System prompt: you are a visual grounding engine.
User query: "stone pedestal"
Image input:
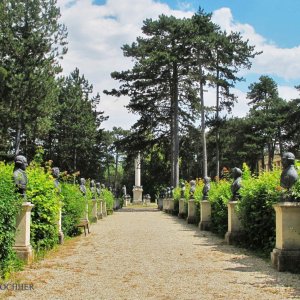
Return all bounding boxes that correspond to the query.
[178,198,186,218]
[271,202,300,273]
[199,200,211,231]
[103,201,107,217]
[133,186,143,204]
[168,198,174,214]
[225,201,244,244]
[163,198,167,212]
[157,198,163,210]
[187,199,197,224]
[97,199,103,219]
[58,206,64,244]
[92,199,97,222]
[13,202,34,263]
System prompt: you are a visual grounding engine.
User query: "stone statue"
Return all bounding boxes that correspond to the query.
[90,179,96,199]
[180,182,185,198]
[96,182,101,197]
[52,167,61,193]
[166,187,171,198]
[280,152,299,191]
[79,178,87,196]
[231,167,242,201]
[190,180,196,199]
[170,186,174,198]
[202,176,211,200]
[122,185,127,197]
[13,155,28,198]
[160,187,166,199]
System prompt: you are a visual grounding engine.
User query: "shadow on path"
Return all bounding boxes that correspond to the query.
[161,211,300,299]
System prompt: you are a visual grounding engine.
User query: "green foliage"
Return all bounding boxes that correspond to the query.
[26,161,60,252]
[194,179,204,202]
[173,187,181,200]
[0,162,23,278]
[101,188,114,210]
[238,170,281,253]
[60,183,86,237]
[242,162,251,180]
[208,179,231,236]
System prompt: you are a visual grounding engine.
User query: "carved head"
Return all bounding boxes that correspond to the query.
[14,155,28,171]
[96,182,100,188]
[282,152,295,168]
[52,167,60,179]
[232,167,242,180]
[90,179,95,188]
[80,178,86,185]
[204,176,211,184]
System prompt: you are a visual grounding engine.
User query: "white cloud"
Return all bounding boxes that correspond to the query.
[56,2,300,130]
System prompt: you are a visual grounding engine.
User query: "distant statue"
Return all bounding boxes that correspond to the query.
[90,179,96,199]
[166,187,171,198]
[122,185,127,197]
[160,187,167,199]
[13,155,28,198]
[52,167,61,193]
[101,183,105,189]
[180,182,186,198]
[202,177,211,200]
[231,167,242,201]
[190,180,196,198]
[280,152,299,191]
[170,186,174,198]
[96,182,101,197]
[79,178,87,196]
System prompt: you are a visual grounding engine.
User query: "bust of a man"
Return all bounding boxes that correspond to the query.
[90,179,96,199]
[180,181,185,198]
[202,176,211,200]
[96,182,101,197]
[52,167,61,192]
[231,167,242,201]
[13,155,28,198]
[79,178,87,196]
[280,152,299,190]
[122,185,127,197]
[190,180,196,199]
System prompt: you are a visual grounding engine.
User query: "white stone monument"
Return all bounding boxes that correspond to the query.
[133,152,143,204]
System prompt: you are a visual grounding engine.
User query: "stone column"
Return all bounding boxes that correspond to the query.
[103,200,107,217]
[92,199,97,222]
[169,198,174,214]
[58,204,64,244]
[225,201,244,244]
[133,152,143,204]
[13,202,34,263]
[271,202,300,273]
[187,199,197,224]
[97,199,103,219]
[199,200,211,231]
[178,198,186,218]
[157,198,163,210]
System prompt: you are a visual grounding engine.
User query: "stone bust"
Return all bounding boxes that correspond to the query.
[202,176,211,200]
[180,181,185,198]
[280,152,298,190]
[122,185,127,197]
[79,178,87,196]
[231,167,242,201]
[90,179,96,199]
[96,182,101,197]
[190,180,196,199]
[166,187,171,198]
[13,155,28,198]
[170,186,174,198]
[52,167,61,193]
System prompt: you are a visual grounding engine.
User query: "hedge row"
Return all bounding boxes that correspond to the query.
[0,158,115,279]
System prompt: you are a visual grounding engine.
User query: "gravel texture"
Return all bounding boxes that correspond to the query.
[2,207,300,300]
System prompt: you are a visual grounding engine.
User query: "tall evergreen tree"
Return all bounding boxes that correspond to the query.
[0,0,67,157]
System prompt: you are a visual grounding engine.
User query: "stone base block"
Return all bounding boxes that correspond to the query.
[58,231,64,244]
[187,216,197,224]
[271,248,300,273]
[225,230,245,245]
[199,221,211,231]
[13,245,34,264]
[97,212,103,219]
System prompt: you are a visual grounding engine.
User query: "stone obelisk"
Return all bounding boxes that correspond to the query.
[133,152,143,204]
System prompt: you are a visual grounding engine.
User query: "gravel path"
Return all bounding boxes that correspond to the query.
[2,207,300,300]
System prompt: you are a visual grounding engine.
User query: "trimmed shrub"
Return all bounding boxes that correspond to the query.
[237,170,281,253]
[101,188,114,210]
[209,179,231,236]
[0,162,23,278]
[60,183,86,237]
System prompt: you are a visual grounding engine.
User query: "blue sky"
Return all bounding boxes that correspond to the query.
[58,0,300,129]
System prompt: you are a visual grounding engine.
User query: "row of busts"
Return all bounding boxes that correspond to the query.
[12,155,106,200]
[157,152,299,202]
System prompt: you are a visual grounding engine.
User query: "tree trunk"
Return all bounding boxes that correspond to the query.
[15,115,22,155]
[215,67,220,180]
[173,62,179,187]
[114,151,119,191]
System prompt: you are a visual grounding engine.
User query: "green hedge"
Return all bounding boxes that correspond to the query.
[0,162,22,278]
